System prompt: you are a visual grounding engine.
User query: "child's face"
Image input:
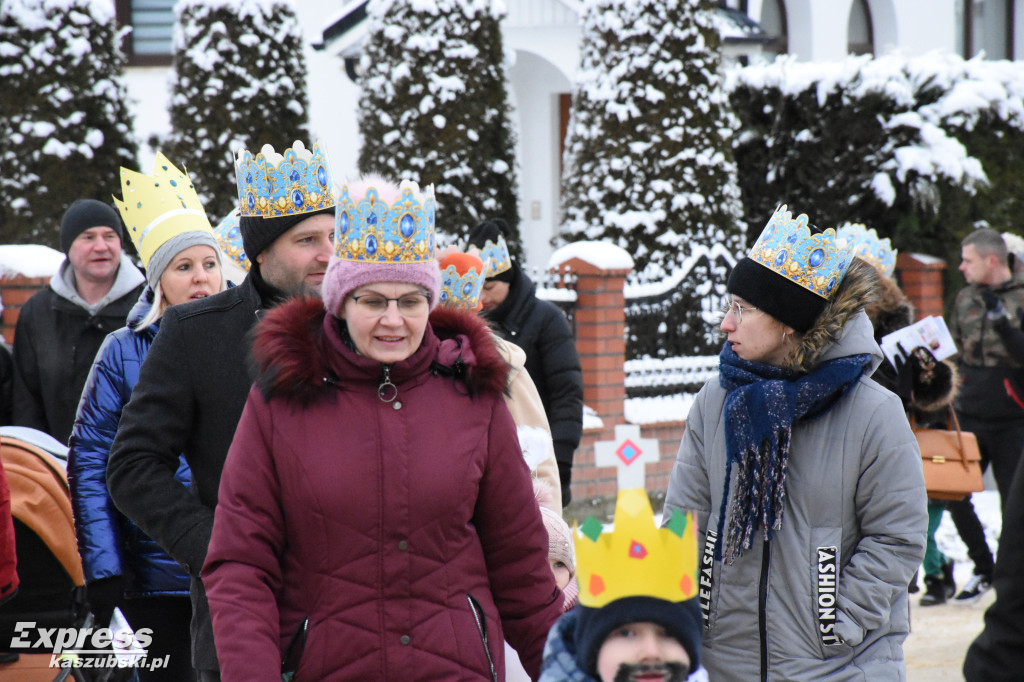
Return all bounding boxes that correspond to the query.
[549,557,572,590]
[596,622,690,682]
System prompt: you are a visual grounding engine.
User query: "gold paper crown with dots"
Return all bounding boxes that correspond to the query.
[574,488,699,608]
[113,152,212,269]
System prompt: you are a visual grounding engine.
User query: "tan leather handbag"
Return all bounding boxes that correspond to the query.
[912,409,984,501]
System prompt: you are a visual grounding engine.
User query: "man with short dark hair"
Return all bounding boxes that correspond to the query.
[948,227,1024,601]
[12,199,145,443]
[107,141,335,681]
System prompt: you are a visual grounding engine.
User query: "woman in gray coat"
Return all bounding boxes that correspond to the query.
[663,206,927,681]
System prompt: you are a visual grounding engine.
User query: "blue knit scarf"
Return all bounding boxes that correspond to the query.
[715,342,871,563]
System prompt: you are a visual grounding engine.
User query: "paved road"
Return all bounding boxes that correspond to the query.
[904,587,993,681]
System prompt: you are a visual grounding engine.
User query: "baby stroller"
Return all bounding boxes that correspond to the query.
[0,427,88,681]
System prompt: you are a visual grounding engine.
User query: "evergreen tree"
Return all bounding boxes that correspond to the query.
[557,0,745,277]
[161,0,310,220]
[0,0,137,247]
[727,53,1010,305]
[357,0,521,254]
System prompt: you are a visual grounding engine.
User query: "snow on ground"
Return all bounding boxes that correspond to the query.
[935,489,1002,587]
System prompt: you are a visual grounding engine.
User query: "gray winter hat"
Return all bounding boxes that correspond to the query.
[146,230,223,290]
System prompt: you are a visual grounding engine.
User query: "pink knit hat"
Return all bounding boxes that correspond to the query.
[322,176,441,317]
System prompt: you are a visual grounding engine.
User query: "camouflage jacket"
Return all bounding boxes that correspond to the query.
[950,257,1024,420]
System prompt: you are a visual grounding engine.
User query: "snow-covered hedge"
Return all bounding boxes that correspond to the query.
[159,0,310,220]
[728,52,1024,282]
[558,0,746,278]
[358,0,521,251]
[0,0,137,247]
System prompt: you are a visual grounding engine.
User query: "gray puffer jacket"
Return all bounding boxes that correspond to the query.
[663,311,927,681]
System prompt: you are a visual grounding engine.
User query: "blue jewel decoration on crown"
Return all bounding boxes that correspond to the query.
[476,235,512,278]
[334,180,435,264]
[214,208,248,272]
[234,140,335,219]
[748,205,851,299]
[837,223,897,278]
[440,263,485,309]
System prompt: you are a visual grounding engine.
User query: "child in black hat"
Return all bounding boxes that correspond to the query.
[538,488,706,682]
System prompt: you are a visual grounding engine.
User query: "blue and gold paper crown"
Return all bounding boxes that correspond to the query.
[574,489,699,608]
[748,205,850,299]
[214,208,248,272]
[475,235,512,278]
[113,152,212,269]
[235,140,335,219]
[439,253,485,309]
[838,223,896,278]
[334,180,435,264]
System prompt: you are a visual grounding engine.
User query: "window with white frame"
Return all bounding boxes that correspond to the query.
[957,0,1014,59]
[115,0,176,66]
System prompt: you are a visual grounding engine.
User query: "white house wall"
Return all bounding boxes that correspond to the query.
[507,50,573,267]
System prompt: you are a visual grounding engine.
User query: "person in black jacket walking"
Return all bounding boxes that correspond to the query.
[106,140,336,682]
[12,198,145,443]
[468,218,583,506]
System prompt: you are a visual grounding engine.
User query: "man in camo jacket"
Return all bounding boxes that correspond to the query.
[947,227,1024,601]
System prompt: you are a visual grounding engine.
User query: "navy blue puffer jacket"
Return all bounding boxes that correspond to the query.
[68,288,191,596]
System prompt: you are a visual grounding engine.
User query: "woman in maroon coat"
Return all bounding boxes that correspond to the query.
[203,177,563,681]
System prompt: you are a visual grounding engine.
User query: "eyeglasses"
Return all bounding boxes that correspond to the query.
[721,300,760,325]
[351,293,430,317]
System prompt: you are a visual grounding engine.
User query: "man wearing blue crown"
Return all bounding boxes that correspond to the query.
[538,485,707,682]
[663,207,926,680]
[107,141,336,681]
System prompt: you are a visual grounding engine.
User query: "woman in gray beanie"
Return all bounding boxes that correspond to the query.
[67,154,225,681]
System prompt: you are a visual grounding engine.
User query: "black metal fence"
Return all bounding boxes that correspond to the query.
[532,266,578,338]
[624,244,736,361]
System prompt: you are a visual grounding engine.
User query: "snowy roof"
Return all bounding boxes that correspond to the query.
[705,6,771,44]
[316,1,769,56]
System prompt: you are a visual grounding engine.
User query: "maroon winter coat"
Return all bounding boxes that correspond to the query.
[203,299,563,681]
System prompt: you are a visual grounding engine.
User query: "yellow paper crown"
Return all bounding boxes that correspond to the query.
[574,488,699,608]
[114,152,212,268]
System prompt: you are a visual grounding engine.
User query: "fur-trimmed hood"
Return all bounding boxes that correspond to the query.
[863,272,957,414]
[251,297,510,404]
[789,258,882,373]
[864,273,914,341]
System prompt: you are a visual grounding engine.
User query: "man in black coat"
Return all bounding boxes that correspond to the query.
[963,452,1024,680]
[12,199,145,443]
[107,181,335,681]
[468,218,583,506]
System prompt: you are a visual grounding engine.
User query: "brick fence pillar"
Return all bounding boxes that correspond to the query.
[562,257,630,427]
[0,275,50,345]
[556,252,632,504]
[896,252,947,321]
